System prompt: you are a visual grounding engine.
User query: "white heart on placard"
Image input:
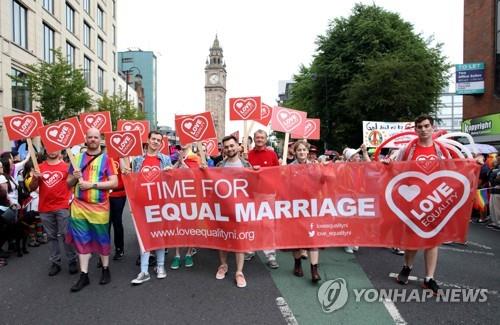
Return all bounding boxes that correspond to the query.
[13,120,21,127]
[183,122,193,130]
[236,102,243,109]
[86,117,95,124]
[279,112,288,119]
[124,125,132,131]
[398,185,420,202]
[49,129,58,137]
[110,133,136,156]
[112,137,121,144]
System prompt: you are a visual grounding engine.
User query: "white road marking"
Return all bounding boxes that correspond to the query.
[276,297,298,325]
[388,273,498,296]
[383,299,407,325]
[438,246,494,256]
[465,241,492,250]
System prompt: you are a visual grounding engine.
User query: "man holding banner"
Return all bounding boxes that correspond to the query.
[395,115,452,295]
[130,130,172,285]
[66,128,118,292]
[246,129,280,268]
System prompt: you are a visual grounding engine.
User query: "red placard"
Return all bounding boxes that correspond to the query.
[160,135,170,155]
[229,96,261,121]
[123,160,479,252]
[291,118,321,140]
[255,103,273,126]
[3,112,44,140]
[39,117,85,152]
[104,130,143,158]
[79,111,112,133]
[203,138,219,157]
[117,120,150,143]
[271,106,307,134]
[174,112,217,144]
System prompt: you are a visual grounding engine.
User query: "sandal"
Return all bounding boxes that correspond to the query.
[215,264,228,280]
[0,258,8,267]
[235,272,247,288]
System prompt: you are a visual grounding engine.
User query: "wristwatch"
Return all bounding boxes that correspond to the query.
[92,183,98,189]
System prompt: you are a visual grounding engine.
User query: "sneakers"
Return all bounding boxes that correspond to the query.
[131,272,151,285]
[216,264,228,280]
[170,256,181,270]
[244,252,255,261]
[190,248,197,256]
[99,267,111,285]
[391,248,405,255]
[267,254,279,269]
[48,263,61,276]
[235,272,247,288]
[423,278,440,295]
[184,255,194,268]
[486,223,500,230]
[344,247,354,254]
[71,272,90,292]
[155,266,167,279]
[69,261,79,275]
[396,266,412,285]
[113,249,124,260]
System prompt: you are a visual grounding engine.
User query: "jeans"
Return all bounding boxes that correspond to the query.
[141,249,165,273]
[39,209,77,265]
[109,196,126,251]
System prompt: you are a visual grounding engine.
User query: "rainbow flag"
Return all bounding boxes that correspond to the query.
[473,189,489,212]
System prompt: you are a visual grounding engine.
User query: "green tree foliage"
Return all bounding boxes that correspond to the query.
[93,91,145,130]
[285,4,450,149]
[10,49,92,123]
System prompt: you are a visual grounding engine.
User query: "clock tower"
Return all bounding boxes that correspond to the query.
[205,35,227,140]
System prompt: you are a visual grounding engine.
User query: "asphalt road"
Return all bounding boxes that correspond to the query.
[1,206,499,325]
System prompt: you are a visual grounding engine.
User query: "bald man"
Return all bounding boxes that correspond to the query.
[66,128,118,292]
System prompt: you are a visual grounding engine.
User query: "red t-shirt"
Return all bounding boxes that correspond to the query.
[110,159,125,198]
[412,144,438,161]
[38,161,71,212]
[248,148,279,167]
[141,155,161,172]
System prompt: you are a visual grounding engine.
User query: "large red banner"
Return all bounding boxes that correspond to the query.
[3,112,44,140]
[123,160,480,252]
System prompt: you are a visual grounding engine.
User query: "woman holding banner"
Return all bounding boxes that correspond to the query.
[289,140,321,283]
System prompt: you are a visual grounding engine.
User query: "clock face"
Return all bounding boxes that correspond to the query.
[209,74,219,84]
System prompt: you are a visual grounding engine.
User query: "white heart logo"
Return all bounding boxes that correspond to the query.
[385,171,470,238]
[110,133,136,156]
[112,137,121,144]
[13,120,21,127]
[184,122,193,130]
[398,185,420,201]
[86,117,95,124]
[232,98,257,119]
[49,129,58,137]
[124,125,132,131]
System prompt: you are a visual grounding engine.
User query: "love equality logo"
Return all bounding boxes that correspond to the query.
[41,171,63,187]
[181,116,208,141]
[233,98,257,119]
[84,113,107,130]
[385,171,470,238]
[110,133,137,156]
[141,165,161,182]
[46,123,76,147]
[10,115,38,138]
[277,110,303,132]
[122,122,145,135]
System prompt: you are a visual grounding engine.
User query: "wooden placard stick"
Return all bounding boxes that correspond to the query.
[282,132,290,166]
[26,138,40,172]
[196,141,207,166]
[243,120,249,154]
[65,148,79,171]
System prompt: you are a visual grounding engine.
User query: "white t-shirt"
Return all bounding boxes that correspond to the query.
[0,174,18,205]
[224,160,244,168]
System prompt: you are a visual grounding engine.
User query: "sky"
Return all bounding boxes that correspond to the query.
[117,0,464,131]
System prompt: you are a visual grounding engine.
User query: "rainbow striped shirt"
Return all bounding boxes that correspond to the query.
[69,152,117,204]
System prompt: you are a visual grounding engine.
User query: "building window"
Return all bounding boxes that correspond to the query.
[83,0,90,14]
[83,22,91,48]
[113,78,116,95]
[112,1,116,18]
[66,3,75,33]
[97,67,104,94]
[496,0,500,95]
[113,51,116,72]
[84,56,91,87]
[112,25,116,45]
[11,68,32,112]
[66,42,75,67]
[43,23,55,63]
[97,37,104,60]
[97,6,104,29]
[43,0,54,13]
[12,1,27,49]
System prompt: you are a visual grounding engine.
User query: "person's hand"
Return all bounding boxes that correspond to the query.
[78,181,93,190]
[73,170,82,179]
[164,166,173,171]
[33,171,42,178]
[381,158,392,165]
[360,143,368,153]
[122,167,132,175]
[474,154,484,165]
[252,165,261,171]
[200,163,208,169]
